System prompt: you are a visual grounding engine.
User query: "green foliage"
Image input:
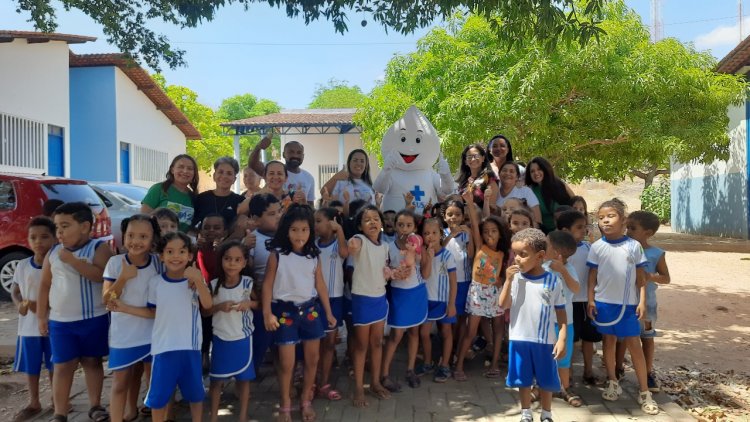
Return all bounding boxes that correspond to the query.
[640,180,671,223]
[15,0,610,70]
[355,2,747,181]
[154,75,280,171]
[308,79,367,109]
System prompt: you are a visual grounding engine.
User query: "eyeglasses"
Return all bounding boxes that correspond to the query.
[465,154,482,161]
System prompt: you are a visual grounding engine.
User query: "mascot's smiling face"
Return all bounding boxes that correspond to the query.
[382,106,440,171]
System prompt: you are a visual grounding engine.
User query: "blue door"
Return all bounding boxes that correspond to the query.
[47,131,64,177]
[120,143,130,183]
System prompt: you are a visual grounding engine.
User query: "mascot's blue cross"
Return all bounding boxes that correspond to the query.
[410,186,426,202]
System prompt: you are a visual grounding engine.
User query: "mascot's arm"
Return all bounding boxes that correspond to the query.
[374,150,399,195]
[436,153,455,196]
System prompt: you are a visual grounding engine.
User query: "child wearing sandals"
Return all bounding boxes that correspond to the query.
[543,230,583,408]
[499,228,568,422]
[586,199,659,415]
[262,205,336,422]
[208,241,256,422]
[346,204,392,407]
[11,217,56,422]
[314,207,349,401]
[380,210,430,391]
[418,218,457,383]
[103,215,162,422]
[453,190,510,381]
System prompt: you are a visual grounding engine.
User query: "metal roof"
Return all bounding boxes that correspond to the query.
[221,109,360,135]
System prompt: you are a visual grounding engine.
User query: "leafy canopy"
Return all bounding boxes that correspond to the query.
[308,79,367,109]
[354,2,747,183]
[154,75,280,172]
[15,0,608,70]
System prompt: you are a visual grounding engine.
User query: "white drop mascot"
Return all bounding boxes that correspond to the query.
[374,106,454,214]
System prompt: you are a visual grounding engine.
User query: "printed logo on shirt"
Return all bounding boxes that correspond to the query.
[166,201,195,226]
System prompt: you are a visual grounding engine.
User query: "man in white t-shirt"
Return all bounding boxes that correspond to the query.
[249,136,316,206]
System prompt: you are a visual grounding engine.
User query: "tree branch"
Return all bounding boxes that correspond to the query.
[572,134,628,151]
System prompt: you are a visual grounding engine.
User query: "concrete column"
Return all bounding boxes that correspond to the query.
[338,133,345,170]
[233,134,241,193]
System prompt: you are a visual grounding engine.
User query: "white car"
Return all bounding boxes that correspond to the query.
[90,183,147,251]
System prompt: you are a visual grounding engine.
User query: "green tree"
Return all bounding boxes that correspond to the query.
[217,95,282,166]
[15,0,608,70]
[355,2,747,187]
[308,79,367,108]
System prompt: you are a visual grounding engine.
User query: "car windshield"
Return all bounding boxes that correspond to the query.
[97,184,147,204]
[42,183,104,212]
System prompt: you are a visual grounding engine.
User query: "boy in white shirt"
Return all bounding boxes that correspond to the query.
[500,228,567,422]
[11,217,57,421]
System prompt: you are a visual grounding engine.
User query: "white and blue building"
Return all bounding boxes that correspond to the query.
[670,38,750,239]
[0,30,200,186]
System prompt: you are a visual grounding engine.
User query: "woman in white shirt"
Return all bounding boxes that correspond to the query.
[495,161,542,226]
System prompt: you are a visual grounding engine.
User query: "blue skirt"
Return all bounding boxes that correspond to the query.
[209,336,255,381]
[387,284,427,329]
[109,344,151,371]
[351,294,388,326]
[455,281,470,316]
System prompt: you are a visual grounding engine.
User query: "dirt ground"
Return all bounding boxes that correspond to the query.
[0,224,748,421]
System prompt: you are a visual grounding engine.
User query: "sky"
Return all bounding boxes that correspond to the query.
[1,1,748,110]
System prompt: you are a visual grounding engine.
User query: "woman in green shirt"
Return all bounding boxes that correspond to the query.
[141,154,199,232]
[524,156,575,233]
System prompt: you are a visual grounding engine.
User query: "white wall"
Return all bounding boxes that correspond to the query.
[114,69,187,186]
[0,39,71,175]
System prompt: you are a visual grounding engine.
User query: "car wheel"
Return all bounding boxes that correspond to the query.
[0,251,32,300]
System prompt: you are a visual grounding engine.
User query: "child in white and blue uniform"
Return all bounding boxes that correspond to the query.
[586,199,659,415]
[208,240,255,422]
[102,214,162,422]
[37,202,114,422]
[500,228,567,422]
[12,217,56,420]
[314,207,349,400]
[418,218,457,383]
[625,210,671,393]
[145,232,213,422]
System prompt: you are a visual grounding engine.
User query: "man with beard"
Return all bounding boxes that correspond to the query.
[248,135,316,206]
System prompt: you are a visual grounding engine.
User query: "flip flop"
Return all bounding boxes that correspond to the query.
[316,384,342,401]
[13,406,42,422]
[88,405,110,422]
[483,368,502,379]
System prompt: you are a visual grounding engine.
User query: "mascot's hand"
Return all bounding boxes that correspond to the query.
[383,150,400,171]
[437,152,450,175]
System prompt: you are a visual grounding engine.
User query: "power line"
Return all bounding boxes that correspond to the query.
[172,40,416,46]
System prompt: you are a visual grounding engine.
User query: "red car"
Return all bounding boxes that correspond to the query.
[0,173,113,299]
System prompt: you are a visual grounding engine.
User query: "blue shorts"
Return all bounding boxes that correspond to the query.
[109,344,152,371]
[506,341,561,392]
[252,309,272,373]
[455,281,470,316]
[210,336,255,381]
[271,299,325,345]
[554,324,574,369]
[145,350,204,409]
[351,294,388,326]
[48,314,109,363]
[594,302,640,338]
[427,301,457,324]
[387,284,427,329]
[14,336,52,375]
[320,296,345,333]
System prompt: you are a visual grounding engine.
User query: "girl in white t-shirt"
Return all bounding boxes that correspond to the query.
[587,199,657,415]
[262,205,336,422]
[208,241,256,422]
[103,214,162,422]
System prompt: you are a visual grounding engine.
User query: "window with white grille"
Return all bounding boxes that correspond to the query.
[131,145,168,184]
[0,112,46,173]
[318,164,340,191]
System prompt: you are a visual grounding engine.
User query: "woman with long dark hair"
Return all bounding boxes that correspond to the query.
[524,157,575,232]
[141,154,199,232]
[456,143,498,209]
[487,135,523,180]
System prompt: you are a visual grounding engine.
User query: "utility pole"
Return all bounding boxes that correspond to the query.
[740,0,744,42]
[650,0,663,43]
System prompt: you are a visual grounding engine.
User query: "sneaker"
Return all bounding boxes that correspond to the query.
[647,373,660,392]
[602,380,622,401]
[415,362,435,376]
[433,366,451,383]
[406,369,421,388]
[380,376,402,393]
[471,336,488,353]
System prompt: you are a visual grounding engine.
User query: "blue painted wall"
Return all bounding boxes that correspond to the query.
[671,172,748,239]
[69,67,117,182]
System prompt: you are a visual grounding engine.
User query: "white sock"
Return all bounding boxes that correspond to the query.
[541,409,553,420]
[521,408,533,419]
